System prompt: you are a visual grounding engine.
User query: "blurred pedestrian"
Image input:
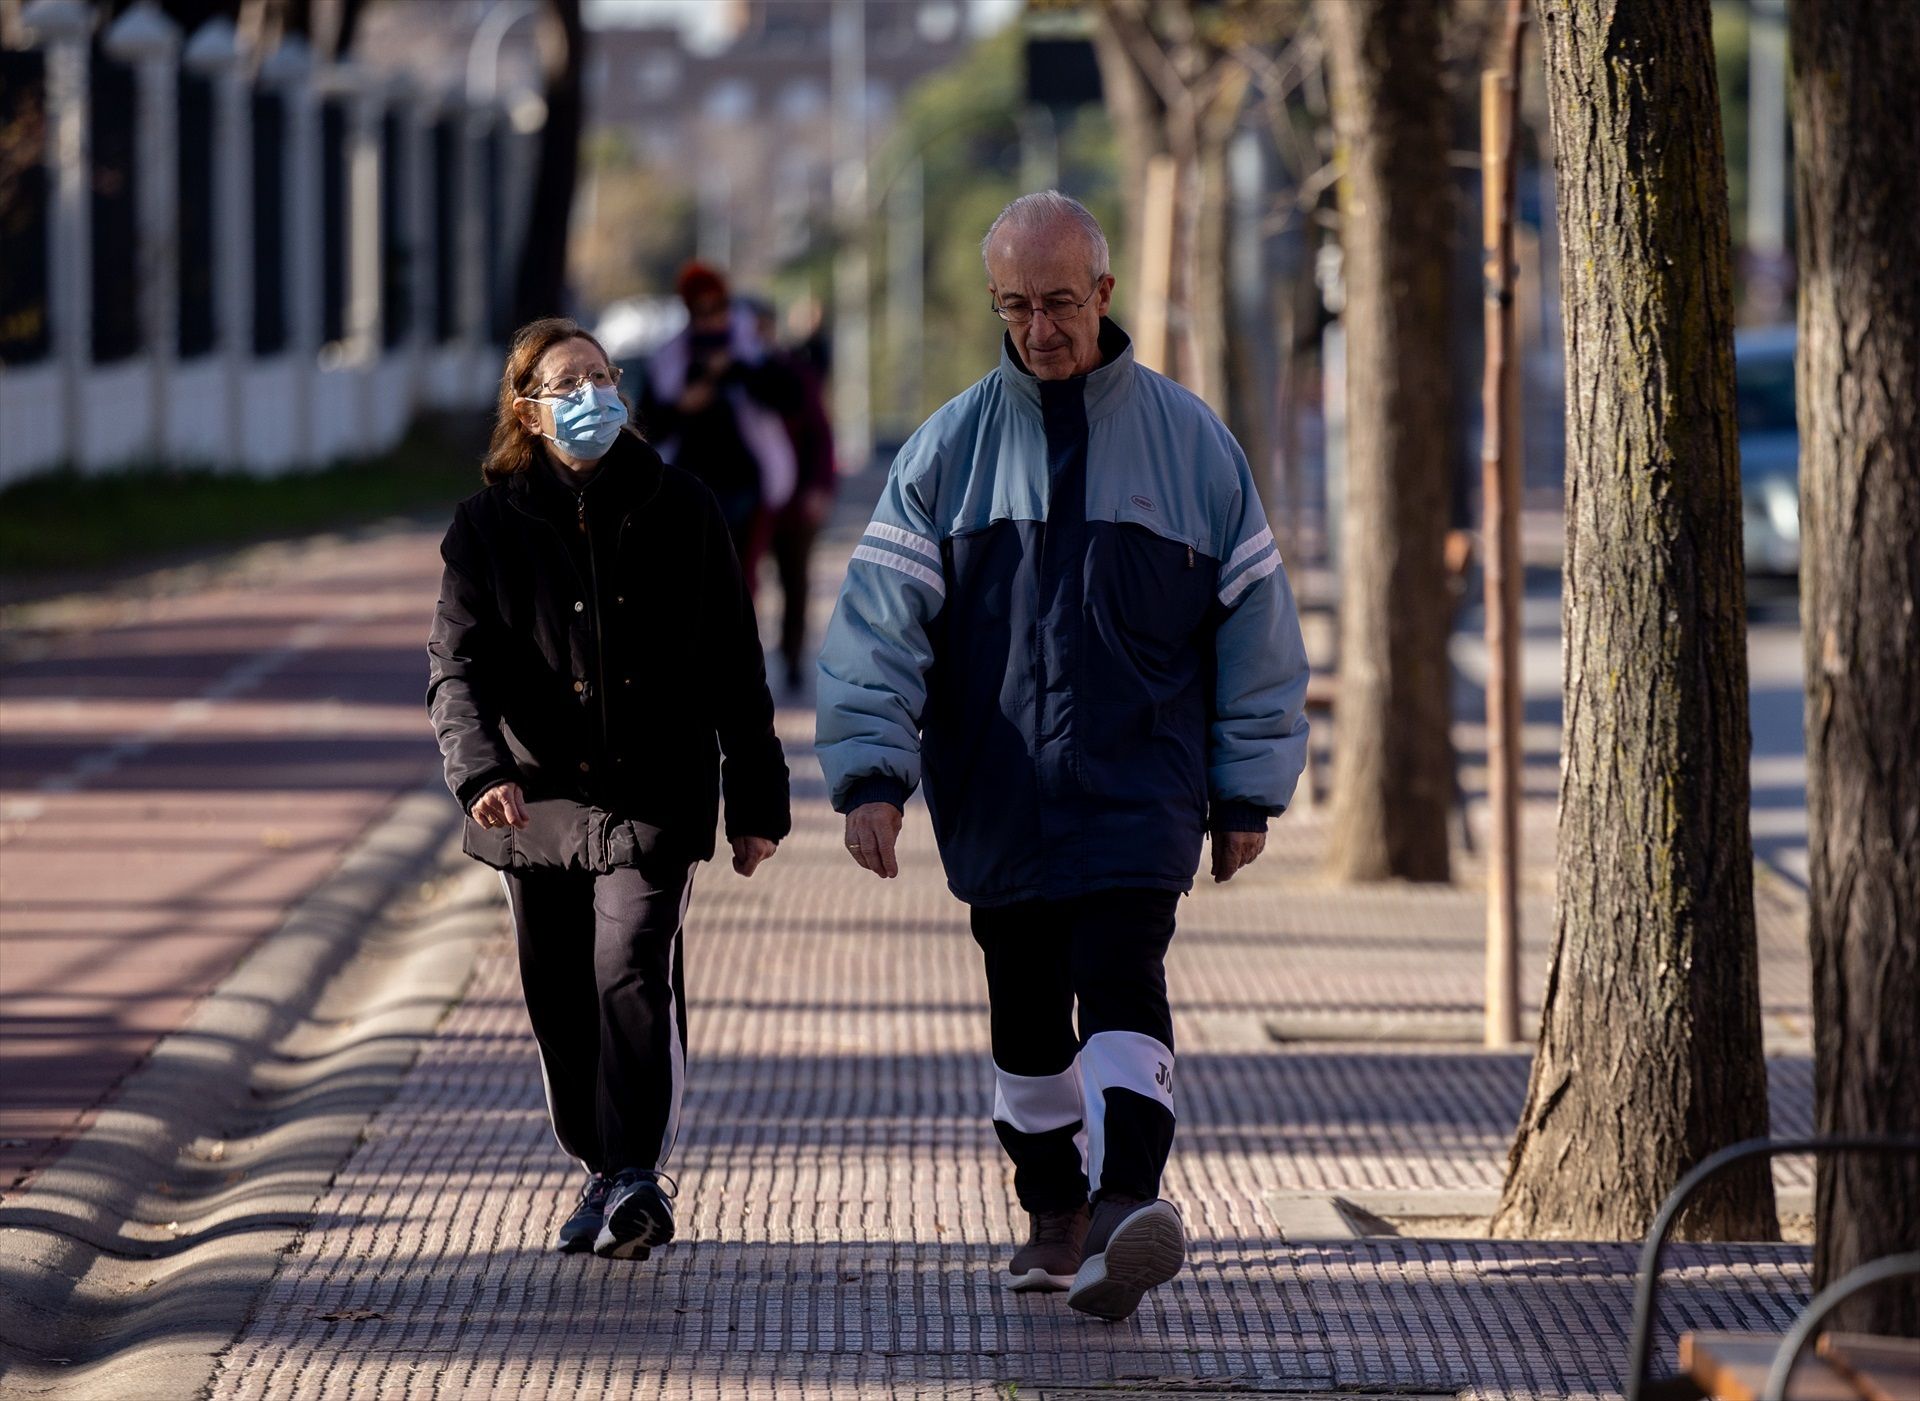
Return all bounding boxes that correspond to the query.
[427,317,790,1261]
[642,263,801,590]
[815,193,1310,1320]
[741,294,838,693]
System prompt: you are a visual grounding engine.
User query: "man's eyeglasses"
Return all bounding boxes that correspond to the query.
[990,289,1099,327]
[533,366,622,399]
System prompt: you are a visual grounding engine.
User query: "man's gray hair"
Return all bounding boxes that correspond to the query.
[981,191,1111,285]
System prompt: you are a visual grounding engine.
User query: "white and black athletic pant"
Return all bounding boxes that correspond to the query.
[501,861,696,1176]
[970,888,1179,1213]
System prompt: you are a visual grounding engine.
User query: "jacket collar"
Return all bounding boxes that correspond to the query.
[504,431,664,519]
[997,318,1135,423]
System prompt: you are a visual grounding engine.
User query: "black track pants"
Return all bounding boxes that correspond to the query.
[970,888,1179,1213]
[501,861,696,1175]
[772,512,819,681]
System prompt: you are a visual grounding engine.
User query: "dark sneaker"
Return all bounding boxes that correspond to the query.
[593,1168,676,1260]
[556,1173,611,1254]
[1066,1196,1185,1321]
[1007,1202,1091,1292]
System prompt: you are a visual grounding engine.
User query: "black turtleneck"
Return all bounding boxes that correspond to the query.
[1003,317,1129,381]
[532,449,612,581]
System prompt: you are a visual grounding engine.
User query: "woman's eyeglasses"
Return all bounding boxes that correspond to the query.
[533,366,622,399]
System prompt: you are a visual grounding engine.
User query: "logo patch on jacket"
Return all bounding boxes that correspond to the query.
[1130,495,1157,511]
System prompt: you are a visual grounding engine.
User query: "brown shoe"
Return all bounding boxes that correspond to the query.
[1006,1202,1091,1292]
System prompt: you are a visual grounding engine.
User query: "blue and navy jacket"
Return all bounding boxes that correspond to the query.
[815,321,1310,907]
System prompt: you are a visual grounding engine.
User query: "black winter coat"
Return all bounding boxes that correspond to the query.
[426,433,790,866]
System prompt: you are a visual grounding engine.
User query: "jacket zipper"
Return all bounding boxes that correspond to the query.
[501,465,654,779]
[584,501,611,761]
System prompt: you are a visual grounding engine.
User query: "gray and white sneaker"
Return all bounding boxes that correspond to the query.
[1066,1196,1185,1321]
[557,1173,611,1254]
[593,1168,676,1260]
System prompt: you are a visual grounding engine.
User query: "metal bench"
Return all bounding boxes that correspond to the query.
[1626,1136,1920,1401]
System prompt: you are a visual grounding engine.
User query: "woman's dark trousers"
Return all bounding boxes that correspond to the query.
[970,888,1179,1214]
[501,861,696,1175]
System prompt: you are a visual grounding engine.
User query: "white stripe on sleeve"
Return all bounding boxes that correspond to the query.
[1217,550,1281,608]
[1222,525,1275,577]
[851,544,946,597]
[863,521,942,566]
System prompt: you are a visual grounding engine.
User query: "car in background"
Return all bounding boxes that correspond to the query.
[1736,325,1799,576]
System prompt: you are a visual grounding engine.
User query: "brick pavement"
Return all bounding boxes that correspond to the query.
[206,517,1819,1397]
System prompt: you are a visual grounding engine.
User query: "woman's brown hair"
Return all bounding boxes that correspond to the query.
[481,317,635,484]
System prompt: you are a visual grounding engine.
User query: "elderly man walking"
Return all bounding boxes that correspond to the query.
[816,192,1309,1321]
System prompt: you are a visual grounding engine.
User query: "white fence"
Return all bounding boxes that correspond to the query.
[0,0,539,487]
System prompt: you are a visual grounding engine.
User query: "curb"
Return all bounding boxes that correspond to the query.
[1265,1187,1820,1243]
[0,782,466,1397]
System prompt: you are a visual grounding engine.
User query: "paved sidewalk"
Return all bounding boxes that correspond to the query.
[202,528,1817,1398]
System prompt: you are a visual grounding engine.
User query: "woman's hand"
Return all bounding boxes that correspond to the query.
[471,781,529,830]
[730,836,778,877]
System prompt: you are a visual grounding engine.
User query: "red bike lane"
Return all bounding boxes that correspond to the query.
[0,527,450,1193]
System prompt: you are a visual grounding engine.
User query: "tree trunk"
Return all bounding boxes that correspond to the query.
[1318,0,1455,883]
[1791,0,1920,1334]
[1088,1,1245,416]
[1493,0,1776,1241]
[1181,105,1238,414]
[1088,15,1162,304]
[510,0,583,327]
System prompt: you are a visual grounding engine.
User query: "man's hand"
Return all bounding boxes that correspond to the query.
[1211,829,1266,883]
[731,836,778,877]
[677,379,717,414]
[844,802,903,879]
[471,781,529,830]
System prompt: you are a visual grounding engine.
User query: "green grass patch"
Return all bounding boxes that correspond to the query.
[0,420,487,577]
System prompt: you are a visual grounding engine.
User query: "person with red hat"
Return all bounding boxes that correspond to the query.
[640,263,803,590]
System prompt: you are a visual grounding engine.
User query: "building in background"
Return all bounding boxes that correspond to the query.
[584,1,972,289]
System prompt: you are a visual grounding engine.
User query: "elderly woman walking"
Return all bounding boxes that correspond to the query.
[427,317,789,1260]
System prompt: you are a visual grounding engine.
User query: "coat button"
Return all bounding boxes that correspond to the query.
[573,600,584,613]
[578,761,590,773]
[572,680,585,694]
[623,677,633,687]
[616,595,626,605]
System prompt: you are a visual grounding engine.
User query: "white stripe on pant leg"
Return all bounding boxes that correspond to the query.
[1080,1029,1176,1195]
[994,1060,1092,1178]
[500,870,589,1171]
[656,863,698,1170]
[992,1062,1084,1134]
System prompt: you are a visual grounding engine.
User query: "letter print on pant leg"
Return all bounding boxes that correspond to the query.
[1080,1028,1176,1201]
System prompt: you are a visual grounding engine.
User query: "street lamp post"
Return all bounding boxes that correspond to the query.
[831,0,871,473]
[1480,0,1528,1050]
[467,0,539,105]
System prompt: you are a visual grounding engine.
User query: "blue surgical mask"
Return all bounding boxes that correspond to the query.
[537,383,627,460]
